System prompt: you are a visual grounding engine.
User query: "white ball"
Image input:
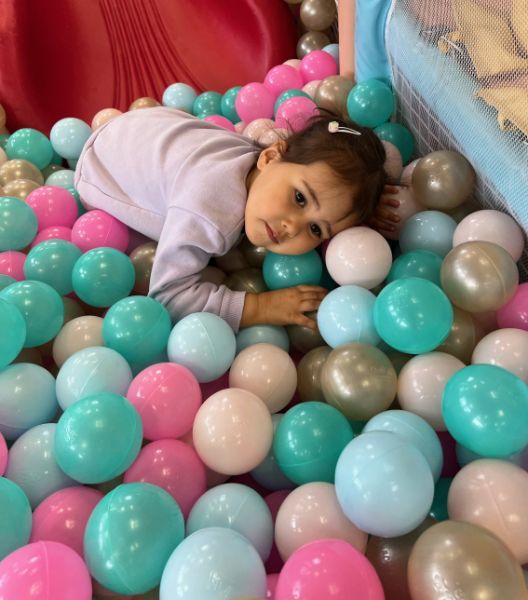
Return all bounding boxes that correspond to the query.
[472,328,528,383]
[325,226,392,288]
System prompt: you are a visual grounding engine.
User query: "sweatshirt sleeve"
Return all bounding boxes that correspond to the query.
[148,205,247,332]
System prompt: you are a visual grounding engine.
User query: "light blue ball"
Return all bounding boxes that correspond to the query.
[0,195,38,251]
[24,240,81,295]
[84,482,185,596]
[0,477,32,560]
[263,250,322,290]
[186,483,274,561]
[55,346,133,411]
[0,280,64,347]
[0,363,57,440]
[162,82,197,112]
[236,324,290,354]
[399,210,456,258]
[167,312,236,382]
[102,296,172,365]
[317,285,379,348]
[335,431,435,537]
[322,43,340,62]
[49,117,92,160]
[160,527,267,600]
[45,169,75,189]
[347,78,395,128]
[0,297,26,369]
[71,247,135,307]
[250,413,296,491]
[364,410,443,481]
[386,249,442,286]
[55,392,143,484]
[5,423,76,508]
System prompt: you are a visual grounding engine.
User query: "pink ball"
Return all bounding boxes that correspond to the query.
[127,362,202,440]
[25,186,78,231]
[31,226,73,248]
[300,50,338,83]
[275,96,319,133]
[0,250,26,280]
[203,115,236,131]
[264,65,304,96]
[124,439,206,518]
[0,541,92,600]
[497,282,528,331]
[235,82,275,123]
[275,539,384,600]
[71,209,129,253]
[0,431,7,476]
[267,573,279,599]
[30,486,103,558]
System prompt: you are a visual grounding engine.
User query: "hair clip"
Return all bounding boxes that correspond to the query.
[328,120,361,136]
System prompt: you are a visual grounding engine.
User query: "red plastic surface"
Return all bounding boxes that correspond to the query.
[0,0,297,134]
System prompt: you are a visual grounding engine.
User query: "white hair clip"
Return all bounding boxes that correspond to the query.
[328,120,361,136]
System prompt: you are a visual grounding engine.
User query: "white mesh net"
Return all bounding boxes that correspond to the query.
[385,0,528,278]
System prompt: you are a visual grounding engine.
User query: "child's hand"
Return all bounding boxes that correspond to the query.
[241,286,327,331]
[367,184,401,233]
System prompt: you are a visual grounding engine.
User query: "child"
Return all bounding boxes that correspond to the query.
[75,107,398,332]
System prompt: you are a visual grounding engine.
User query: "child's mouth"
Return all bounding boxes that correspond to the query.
[265,223,279,244]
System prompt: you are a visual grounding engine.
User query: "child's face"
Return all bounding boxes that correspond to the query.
[244,144,358,255]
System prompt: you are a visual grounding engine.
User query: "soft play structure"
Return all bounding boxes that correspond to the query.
[0,0,297,134]
[350,0,528,277]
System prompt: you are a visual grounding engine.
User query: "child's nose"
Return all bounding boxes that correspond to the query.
[281,217,301,238]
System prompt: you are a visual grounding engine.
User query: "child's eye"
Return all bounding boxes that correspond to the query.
[310,223,322,238]
[295,191,306,207]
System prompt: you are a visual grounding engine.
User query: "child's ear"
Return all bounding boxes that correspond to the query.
[256,139,288,170]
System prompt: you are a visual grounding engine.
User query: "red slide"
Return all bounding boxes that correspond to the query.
[0,0,297,133]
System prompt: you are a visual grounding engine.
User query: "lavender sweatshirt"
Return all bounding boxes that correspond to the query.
[74,107,260,331]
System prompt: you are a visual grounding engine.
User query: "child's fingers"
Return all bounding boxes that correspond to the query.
[380,196,400,208]
[296,285,328,295]
[370,218,396,232]
[383,185,400,194]
[294,313,318,331]
[377,208,400,223]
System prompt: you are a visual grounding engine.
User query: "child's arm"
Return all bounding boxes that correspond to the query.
[240,286,327,331]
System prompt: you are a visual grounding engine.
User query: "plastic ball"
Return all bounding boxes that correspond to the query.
[364,410,444,481]
[335,431,435,537]
[497,282,528,330]
[55,392,143,484]
[0,477,32,560]
[0,250,26,279]
[45,169,75,188]
[167,312,236,383]
[325,226,392,288]
[192,387,273,475]
[386,249,442,286]
[187,482,274,561]
[23,240,81,295]
[55,346,132,411]
[0,363,57,440]
[236,324,290,354]
[0,279,64,347]
[91,107,122,129]
[263,250,322,290]
[0,432,7,475]
[6,128,54,169]
[436,306,482,364]
[441,241,519,313]
[235,82,275,122]
[296,345,332,403]
[52,315,103,367]
[229,343,297,413]
[84,482,184,595]
[192,91,222,117]
[220,86,242,123]
[50,117,92,160]
[160,527,267,600]
[397,352,465,431]
[399,210,457,257]
[300,50,338,83]
[162,82,197,112]
[374,122,414,164]
[273,401,354,485]
[300,0,337,30]
[0,273,15,291]
[275,96,319,132]
[0,297,26,369]
[275,482,367,562]
[5,423,77,508]
[374,277,453,354]
[322,42,340,61]
[71,209,129,253]
[30,486,103,558]
[71,247,135,307]
[126,362,201,440]
[274,89,311,115]
[31,225,72,247]
[317,284,379,348]
[346,78,395,128]
[124,439,206,519]
[442,364,528,458]
[0,195,38,251]
[472,327,528,383]
[320,343,397,421]
[275,538,384,600]
[264,65,304,97]
[242,117,276,142]
[25,186,78,231]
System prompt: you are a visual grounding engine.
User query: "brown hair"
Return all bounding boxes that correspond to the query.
[278,112,387,224]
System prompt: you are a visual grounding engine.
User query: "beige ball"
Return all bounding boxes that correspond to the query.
[52,316,104,368]
[472,327,528,383]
